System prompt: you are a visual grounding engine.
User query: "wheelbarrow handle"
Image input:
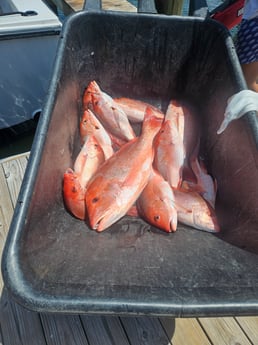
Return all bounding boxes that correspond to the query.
[83,0,157,13]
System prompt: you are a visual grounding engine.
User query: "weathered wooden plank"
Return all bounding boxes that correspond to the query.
[0,162,14,232]
[65,0,137,12]
[236,316,258,344]
[0,289,46,345]
[1,153,29,208]
[41,313,89,345]
[0,165,14,293]
[103,0,137,11]
[120,316,171,345]
[160,317,212,345]
[81,315,130,345]
[0,154,29,292]
[198,317,252,345]
[64,0,81,11]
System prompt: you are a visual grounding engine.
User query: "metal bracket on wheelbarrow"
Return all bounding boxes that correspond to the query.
[83,0,157,13]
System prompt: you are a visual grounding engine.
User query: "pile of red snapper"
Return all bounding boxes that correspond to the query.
[63,80,220,233]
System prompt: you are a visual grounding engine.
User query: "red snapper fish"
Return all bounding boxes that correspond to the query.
[173,186,220,233]
[136,169,177,232]
[114,97,164,123]
[63,169,86,220]
[153,115,185,189]
[166,100,200,159]
[85,107,162,232]
[80,109,114,160]
[63,135,105,220]
[83,81,136,142]
[73,135,105,188]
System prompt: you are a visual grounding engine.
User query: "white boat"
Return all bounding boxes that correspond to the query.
[0,0,62,137]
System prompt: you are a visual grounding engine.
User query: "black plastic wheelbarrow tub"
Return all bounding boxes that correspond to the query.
[2,1,258,317]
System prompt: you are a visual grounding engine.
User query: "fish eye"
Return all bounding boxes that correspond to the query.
[92,197,99,203]
[154,215,160,222]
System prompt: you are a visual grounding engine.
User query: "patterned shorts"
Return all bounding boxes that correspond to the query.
[236,17,258,64]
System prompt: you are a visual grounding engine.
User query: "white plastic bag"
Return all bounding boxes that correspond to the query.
[217,90,258,134]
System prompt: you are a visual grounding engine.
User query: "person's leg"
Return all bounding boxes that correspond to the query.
[241,61,258,92]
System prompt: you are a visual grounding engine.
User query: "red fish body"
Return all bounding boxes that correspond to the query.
[137,169,177,232]
[173,186,220,233]
[114,97,164,123]
[63,135,104,220]
[153,118,185,189]
[167,100,200,160]
[85,108,162,232]
[79,109,114,160]
[73,135,105,188]
[83,81,136,142]
[63,168,86,220]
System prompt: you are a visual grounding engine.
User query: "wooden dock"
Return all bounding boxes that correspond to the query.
[1,152,258,344]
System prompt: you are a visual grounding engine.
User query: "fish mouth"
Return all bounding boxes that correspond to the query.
[170,217,177,233]
[92,216,107,232]
[90,208,120,232]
